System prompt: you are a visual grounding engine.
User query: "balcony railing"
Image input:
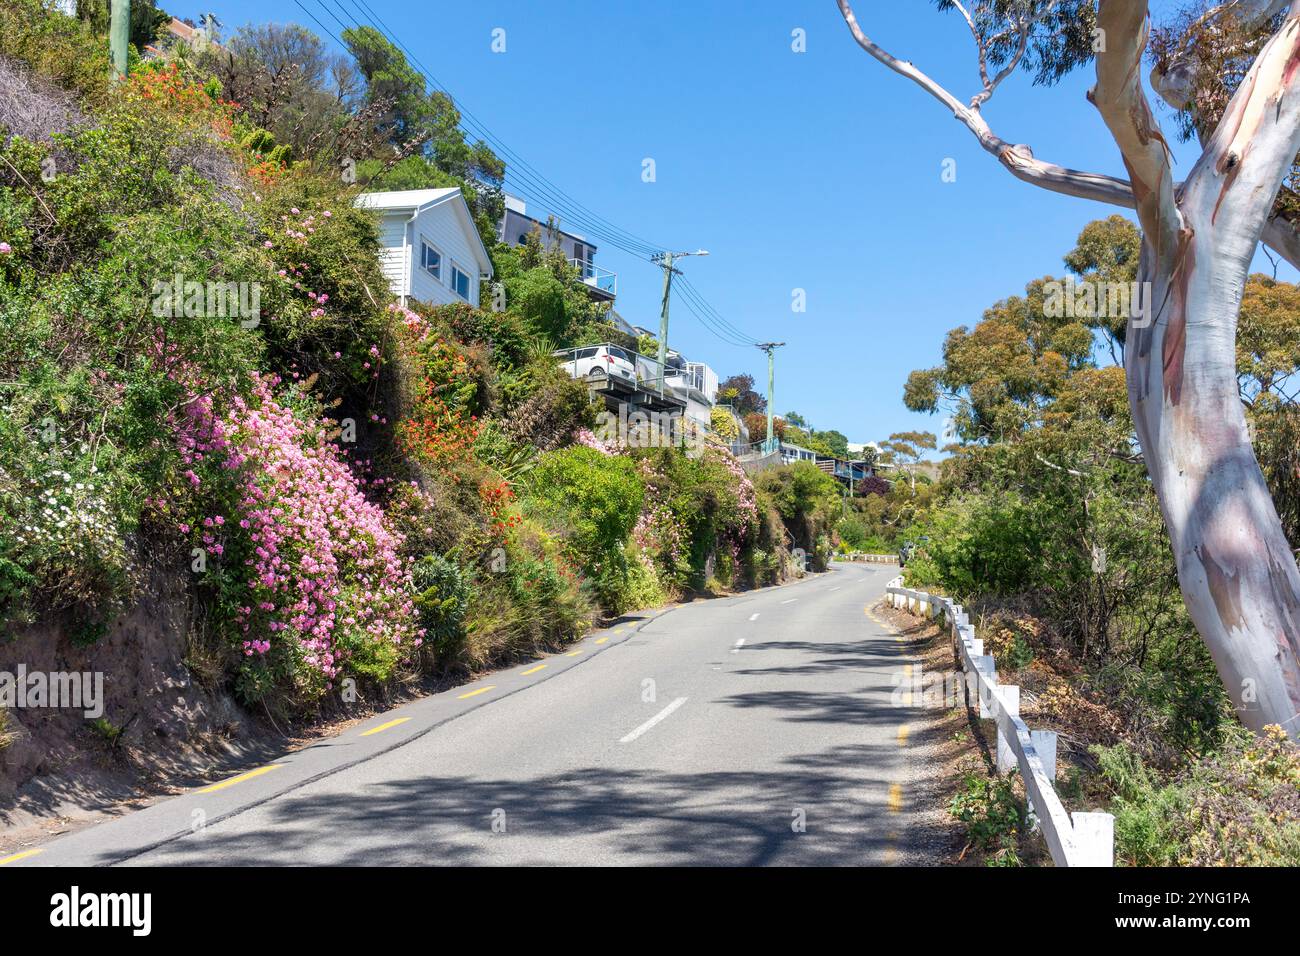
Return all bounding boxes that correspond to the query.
[569,258,617,297]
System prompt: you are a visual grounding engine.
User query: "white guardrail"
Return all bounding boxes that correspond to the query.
[841,552,897,563]
[885,575,1115,867]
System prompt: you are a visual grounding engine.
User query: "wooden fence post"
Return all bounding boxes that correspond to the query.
[1070,812,1115,867]
[994,685,1020,772]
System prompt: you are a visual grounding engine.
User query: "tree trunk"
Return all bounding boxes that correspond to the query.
[1128,185,1300,736]
[1103,2,1300,736]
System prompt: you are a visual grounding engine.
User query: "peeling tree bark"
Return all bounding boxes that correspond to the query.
[1101,2,1300,734]
[837,0,1300,733]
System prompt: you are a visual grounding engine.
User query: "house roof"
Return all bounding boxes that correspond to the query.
[357,187,462,211]
[167,18,198,41]
[357,187,494,276]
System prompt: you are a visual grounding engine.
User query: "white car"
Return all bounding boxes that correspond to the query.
[555,344,637,385]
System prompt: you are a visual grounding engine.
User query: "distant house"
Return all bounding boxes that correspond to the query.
[357,187,494,309]
[666,361,720,432]
[142,16,222,59]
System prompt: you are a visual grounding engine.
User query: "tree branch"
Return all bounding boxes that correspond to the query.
[1092,2,1186,269]
[835,0,1300,272]
[834,0,1128,203]
[1184,4,1300,250]
[1150,0,1291,110]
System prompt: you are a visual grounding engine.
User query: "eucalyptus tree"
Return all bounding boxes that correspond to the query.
[836,0,1300,733]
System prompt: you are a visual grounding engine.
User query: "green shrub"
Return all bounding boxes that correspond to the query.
[525,446,644,612]
[0,93,266,626]
[411,554,471,668]
[903,491,1042,596]
[754,461,841,569]
[1094,727,1300,866]
[0,0,112,104]
[635,447,757,590]
[462,518,594,666]
[948,770,1025,866]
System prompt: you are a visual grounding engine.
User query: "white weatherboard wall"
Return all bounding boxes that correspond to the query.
[375,214,407,296]
[358,187,492,309]
[885,575,1114,867]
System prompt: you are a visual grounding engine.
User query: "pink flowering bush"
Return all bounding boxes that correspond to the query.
[178,374,417,703]
[574,428,619,456]
[630,446,762,592]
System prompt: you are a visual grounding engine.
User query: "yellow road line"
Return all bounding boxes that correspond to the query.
[565,650,583,657]
[888,783,903,813]
[198,764,282,794]
[594,637,609,645]
[614,628,624,634]
[0,848,42,866]
[360,717,411,737]
[520,664,547,676]
[458,685,495,699]
[897,723,910,746]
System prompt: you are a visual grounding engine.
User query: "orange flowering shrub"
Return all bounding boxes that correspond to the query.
[396,328,485,464]
[480,479,522,537]
[125,64,234,136]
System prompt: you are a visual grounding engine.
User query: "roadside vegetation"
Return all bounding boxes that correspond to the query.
[891,216,1300,865]
[0,0,835,753]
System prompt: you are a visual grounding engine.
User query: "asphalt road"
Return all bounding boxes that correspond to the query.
[6,560,924,866]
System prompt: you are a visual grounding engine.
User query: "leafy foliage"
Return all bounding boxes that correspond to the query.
[1095,726,1300,866]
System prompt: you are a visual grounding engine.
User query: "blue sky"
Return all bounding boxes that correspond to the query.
[173,0,1290,449]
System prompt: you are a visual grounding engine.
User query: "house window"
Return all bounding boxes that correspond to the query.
[451,264,472,300]
[420,240,442,280]
[573,243,592,278]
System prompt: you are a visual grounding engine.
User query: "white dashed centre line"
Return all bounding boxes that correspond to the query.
[749,613,760,621]
[619,697,688,744]
[731,638,745,654]
[780,599,797,605]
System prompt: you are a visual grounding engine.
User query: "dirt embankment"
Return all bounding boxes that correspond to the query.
[0,566,265,843]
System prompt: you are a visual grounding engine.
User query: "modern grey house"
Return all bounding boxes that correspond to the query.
[498,194,616,300]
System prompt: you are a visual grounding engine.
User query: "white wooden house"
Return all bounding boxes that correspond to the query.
[356,187,493,309]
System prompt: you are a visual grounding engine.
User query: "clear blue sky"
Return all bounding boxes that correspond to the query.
[174,0,1289,449]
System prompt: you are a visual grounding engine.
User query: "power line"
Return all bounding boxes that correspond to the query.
[339,0,665,259]
[675,283,757,347]
[676,276,760,346]
[295,0,764,349]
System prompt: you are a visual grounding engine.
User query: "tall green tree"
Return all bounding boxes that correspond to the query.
[341,26,504,241]
[76,0,168,50]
